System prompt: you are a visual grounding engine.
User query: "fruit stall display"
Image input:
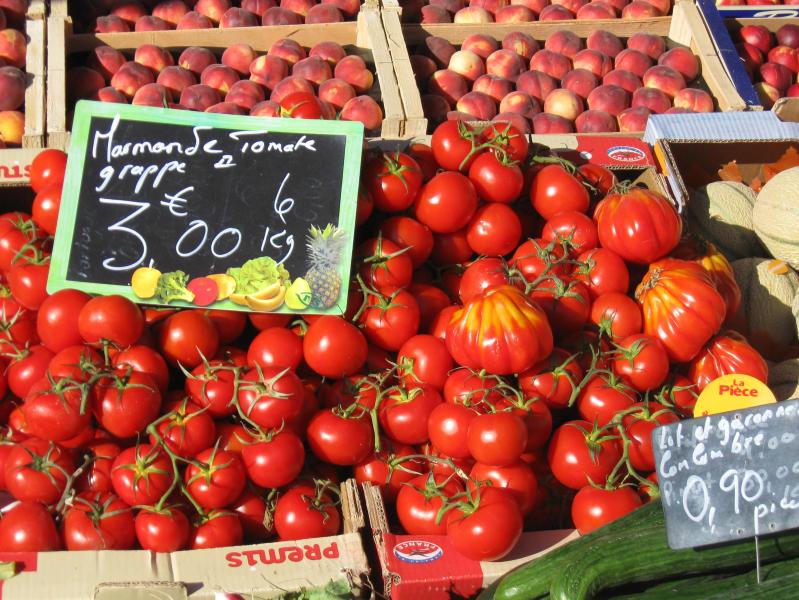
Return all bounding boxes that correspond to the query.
[45,8,406,149]
[385,1,747,136]
[50,0,372,31]
[384,0,675,25]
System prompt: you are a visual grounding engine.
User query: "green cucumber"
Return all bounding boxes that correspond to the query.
[548,525,799,600]
[707,571,799,599]
[494,502,663,600]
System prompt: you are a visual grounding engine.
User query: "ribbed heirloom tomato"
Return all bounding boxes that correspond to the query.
[447,285,554,375]
[635,259,726,362]
[689,330,768,391]
[594,188,682,264]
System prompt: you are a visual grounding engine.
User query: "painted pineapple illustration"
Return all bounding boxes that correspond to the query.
[304,224,345,308]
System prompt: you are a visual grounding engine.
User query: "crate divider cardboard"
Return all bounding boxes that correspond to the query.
[46,5,406,149]
[382,0,747,138]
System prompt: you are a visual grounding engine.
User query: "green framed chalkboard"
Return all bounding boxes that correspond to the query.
[48,101,364,315]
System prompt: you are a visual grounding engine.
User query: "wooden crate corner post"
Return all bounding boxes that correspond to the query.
[22,8,45,149]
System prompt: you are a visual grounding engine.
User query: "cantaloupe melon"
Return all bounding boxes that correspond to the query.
[730,258,799,360]
[768,358,799,401]
[688,181,763,260]
[754,167,799,269]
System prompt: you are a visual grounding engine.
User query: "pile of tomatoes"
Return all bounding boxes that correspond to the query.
[0,122,769,562]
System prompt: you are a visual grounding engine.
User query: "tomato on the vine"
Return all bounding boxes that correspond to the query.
[466,202,523,257]
[446,486,522,562]
[306,408,373,466]
[365,152,423,213]
[468,152,524,204]
[274,484,341,540]
[184,448,246,510]
[571,486,642,535]
[547,420,622,489]
[530,165,590,220]
[414,171,478,234]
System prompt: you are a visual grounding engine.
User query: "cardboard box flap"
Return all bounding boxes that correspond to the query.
[643,112,799,144]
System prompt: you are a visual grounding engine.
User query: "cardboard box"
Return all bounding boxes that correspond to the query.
[45,6,406,148]
[642,111,799,206]
[381,0,747,138]
[362,482,577,599]
[696,0,799,20]
[695,0,799,111]
[0,4,46,187]
[0,480,372,600]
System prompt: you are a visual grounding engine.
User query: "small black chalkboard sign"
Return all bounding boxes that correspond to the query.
[48,101,364,314]
[652,398,799,550]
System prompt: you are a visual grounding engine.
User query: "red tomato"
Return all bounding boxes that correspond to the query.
[443,368,508,409]
[574,247,630,299]
[249,313,291,331]
[414,171,478,234]
[656,375,698,417]
[303,316,367,378]
[191,512,243,550]
[5,438,75,504]
[274,484,341,540]
[365,152,423,212]
[22,377,91,442]
[408,142,438,181]
[184,448,246,509]
[446,285,554,375]
[397,334,453,390]
[510,238,569,285]
[217,422,255,455]
[430,228,473,266]
[279,91,323,119]
[459,257,516,304]
[431,120,479,172]
[470,461,538,515]
[468,152,524,204]
[7,344,54,399]
[396,472,463,535]
[467,411,528,466]
[519,348,584,410]
[622,402,679,471]
[485,123,529,163]
[522,399,553,451]
[359,288,420,352]
[354,442,421,501]
[76,441,120,495]
[0,213,42,272]
[32,184,61,235]
[590,292,642,339]
[636,259,726,362]
[36,289,91,352]
[204,309,247,344]
[547,420,622,489]
[111,444,173,507]
[466,202,523,257]
[571,486,642,534]
[380,216,434,268]
[92,369,161,438]
[408,283,452,332]
[30,149,68,193]
[47,345,101,382]
[430,305,459,340]
[446,486,523,561]
[576,163,617,198]
[135,508,190,552]
[542,210,599,256]
[231,489,272,542]
[63,492,136,550]
[689,330,768,391]
[427,402,478,459]
[112,344,170,394]
[594,188,681,264]
[151,399,216,458]
[529,278,591,336]
[78,295,144,348]
[247,327,302,371]
[530,165,590,220]
[613,334,670,392]
[380,385,442,445]
[306,409,373,466]
[241,430,305,488]
[237,366,305,430]
[185,359,237,417]
[357,237,413,293]
[158,310,219,368]
[0,501,61,551]
[577,374,638,425]
[7,258,50,310]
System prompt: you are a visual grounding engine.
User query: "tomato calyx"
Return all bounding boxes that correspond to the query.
[295,479,341,524]
[34,373,92,415]
[566,420,620,466]
[113,441,174,508]
[11,240,50,268]
[377,151,421,194]
[359,234,413,278]
[68,492,131,526]
[237,364,292,406]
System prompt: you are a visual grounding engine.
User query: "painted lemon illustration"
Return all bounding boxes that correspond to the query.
[207,274,236,301]
[131,266,161,299]
[285,278,312,310]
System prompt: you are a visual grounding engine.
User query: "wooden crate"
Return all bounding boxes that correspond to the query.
[45,6,406,149]
[0,4,46,186]
[386,0,746,137]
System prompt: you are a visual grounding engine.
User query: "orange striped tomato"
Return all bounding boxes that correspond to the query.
[635,259,726,362]
[445,285,553,375]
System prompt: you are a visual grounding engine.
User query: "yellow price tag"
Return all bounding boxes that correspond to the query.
[693,374,777,418]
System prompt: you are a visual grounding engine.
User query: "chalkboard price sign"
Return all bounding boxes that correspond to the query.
[47,101,364,314]
[652,397,799,550]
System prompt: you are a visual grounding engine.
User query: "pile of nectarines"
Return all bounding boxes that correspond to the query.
[72,0,361,33]
[66,39,384,131]
[735,23,799,107]
[412,29,714,133]
[398,0,671,24]
[0,0,28,148]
